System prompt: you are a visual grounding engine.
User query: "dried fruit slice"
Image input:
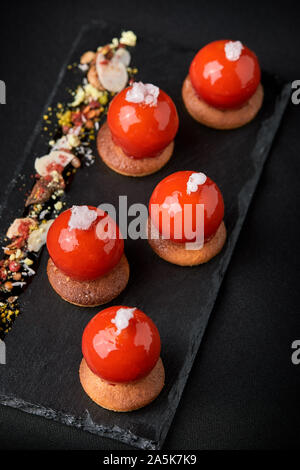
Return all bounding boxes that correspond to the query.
[113,48,131,67]
[96,53,128,93]
[34,150,73,176]
[6,218,37,239]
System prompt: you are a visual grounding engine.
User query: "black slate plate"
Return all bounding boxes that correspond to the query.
[0,21,290,449]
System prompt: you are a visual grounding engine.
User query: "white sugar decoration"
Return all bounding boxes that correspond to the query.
[126,82,159,107]
[187,172,207,195]
[111,307,136,335]
[224,40,244,61]
[68,205,97,231]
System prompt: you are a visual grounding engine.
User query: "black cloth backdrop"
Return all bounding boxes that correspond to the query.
[0,0,299,450]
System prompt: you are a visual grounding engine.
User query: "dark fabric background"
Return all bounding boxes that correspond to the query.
[0,0,299,450]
